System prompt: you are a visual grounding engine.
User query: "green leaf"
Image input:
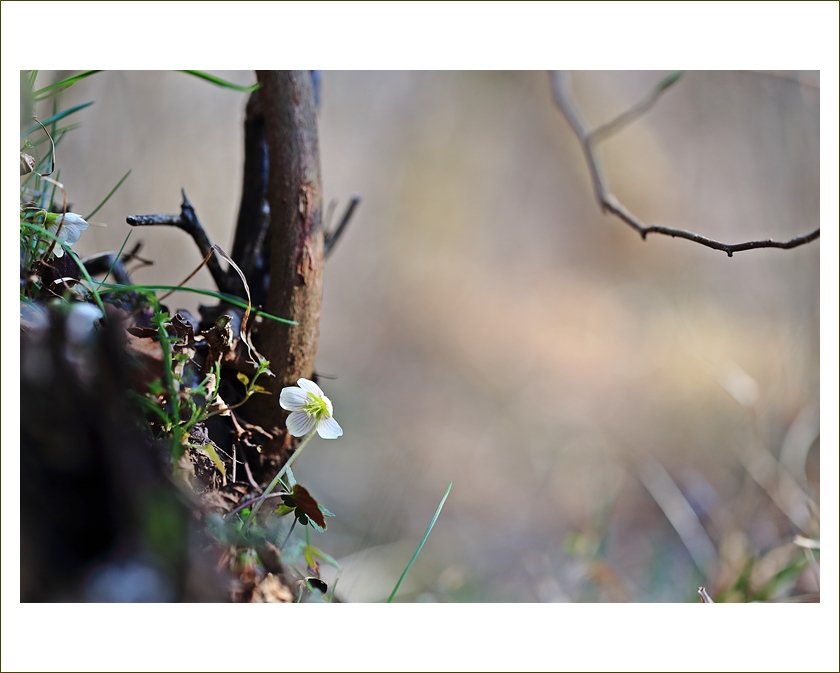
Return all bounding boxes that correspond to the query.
[21,101,94,138]
[303,546,316,569]
[304,545,340,569]
[179,70,259,92]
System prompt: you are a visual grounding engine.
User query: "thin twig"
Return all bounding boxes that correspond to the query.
[325,194,361,257]
[698,586,715,603]
[241,454,261,491]
[590,71,684,142]
[550,71,820,257]
[227,492,287,518]
[243,430,316,527]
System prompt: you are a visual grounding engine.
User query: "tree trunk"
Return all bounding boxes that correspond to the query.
[248,70,324,479]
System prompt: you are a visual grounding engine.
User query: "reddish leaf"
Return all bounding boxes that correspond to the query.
[291,484,326,529]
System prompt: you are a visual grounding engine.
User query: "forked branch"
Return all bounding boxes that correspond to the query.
[550,71,820,257]
[127,190,234,292]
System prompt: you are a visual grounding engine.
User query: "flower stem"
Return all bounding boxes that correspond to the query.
[244,429,317,527]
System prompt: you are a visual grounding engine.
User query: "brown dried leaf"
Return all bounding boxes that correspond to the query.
[249,574,293,603]
[20,152,36,176]
[170,312,196,345]
[123,331,164,391]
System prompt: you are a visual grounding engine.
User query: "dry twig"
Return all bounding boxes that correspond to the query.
[325,194,361,257]
[550,71,820,257]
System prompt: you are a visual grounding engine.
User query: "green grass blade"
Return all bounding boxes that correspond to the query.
[179,70,259,92]
[327,573,341,603]
[29,125,78,147]
[45,169,60,210]
[84,169,131,220]
[657,70,685,93]
[28,70,39,89]
[34,70,103,101]
[50,96,60,137]
[387,481,452,603]
[96,231,132,290]
[97,283,297,325]
[197,442,226,476]
[21,101,94,138]
[149,299,182,461]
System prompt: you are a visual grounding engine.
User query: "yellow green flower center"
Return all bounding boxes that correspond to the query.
[303,391,329,418]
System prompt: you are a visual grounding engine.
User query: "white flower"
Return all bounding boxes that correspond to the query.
[279,378,343,439]
[47,213,90,258]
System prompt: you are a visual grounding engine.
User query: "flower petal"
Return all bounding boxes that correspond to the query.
[322,394,334,416]
[280,386,309,411]
[316,415,343,439]
[286,411,316,437]
[61,224,84,246]
[63,213,90,230]
[297,378,325,397]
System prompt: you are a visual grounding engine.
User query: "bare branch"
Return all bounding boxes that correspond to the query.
[127,190,234,291]
[550,71,820,257]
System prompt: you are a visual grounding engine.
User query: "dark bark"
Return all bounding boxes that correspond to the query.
[229,91,271,306]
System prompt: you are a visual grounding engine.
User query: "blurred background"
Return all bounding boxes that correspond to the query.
[37,70,820,602]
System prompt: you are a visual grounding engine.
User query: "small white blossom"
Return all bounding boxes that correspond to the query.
[47,213,90,258]
[279,378,343,439]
